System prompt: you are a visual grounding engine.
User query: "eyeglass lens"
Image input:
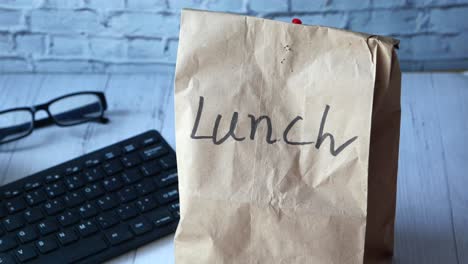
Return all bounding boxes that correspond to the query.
[0,110,34,143]
[49,94,104,126]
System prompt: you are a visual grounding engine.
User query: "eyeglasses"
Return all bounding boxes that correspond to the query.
[0,91,108,144]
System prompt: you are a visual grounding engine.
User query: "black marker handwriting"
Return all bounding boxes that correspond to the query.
[190,96,358,157]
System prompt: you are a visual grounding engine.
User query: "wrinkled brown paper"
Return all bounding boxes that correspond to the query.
[174,9,401,264]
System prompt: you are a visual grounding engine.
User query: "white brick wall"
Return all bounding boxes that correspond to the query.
[0,0,467,72]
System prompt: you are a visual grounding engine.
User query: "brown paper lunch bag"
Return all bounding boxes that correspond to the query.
[174,9,401,264]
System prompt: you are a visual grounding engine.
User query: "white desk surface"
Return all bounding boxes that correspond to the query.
[0,72,467,264]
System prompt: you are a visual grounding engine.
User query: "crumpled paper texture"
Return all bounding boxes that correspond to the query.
[174,9,401,264]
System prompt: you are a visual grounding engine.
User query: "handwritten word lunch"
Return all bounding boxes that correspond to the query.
[190,96,358,156]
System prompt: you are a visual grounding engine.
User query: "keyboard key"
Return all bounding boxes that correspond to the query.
[15,245,37,262]
[57,211,79,227]
[44,174,62,183]
[103,160,123,175]
[96,212,119,229]
[64,191,85,207]
[0,207,6,218]
[1,189,21,199]
[135,179,156,196]
[17,226,38,243]
[159,154,177,170]
[5,197,27,214]
[76,220,98,237]
[155,170,178,187]
[23,208,43,223]
[0,254,15,264]
[43,199,64,215]
[65,175,85,190]
[56,229,78,246]
[136,196,157,213]
[84,157,101,168]
[121,169,142,184]
[23,181,41,191]
[37,219,59,236]
[121,152,141,168]
[155,185,179,204]
[83,167,105,182]
[0,236,17,252]
[36,238,58,254]
[102,176,123,192]
[103,148,121,160]
[78,203,99,218]
[24,189,47,206]
[83,183,104,200]
[140,161,161,177]
[64,165,81,175]
[105,226,134,246]
[97,194,119,211]
[141,136,158,147]
[40,236,107,263]
[140,145,168,161]
[168,202,180,212]
[117,204,138,220]
[3,215,25,231]
[45,182,66,198]
[172,210,180,219]
[117,187,137,203]
[129,217,153,235]
[122,143,137,153]
[146,208,173,227]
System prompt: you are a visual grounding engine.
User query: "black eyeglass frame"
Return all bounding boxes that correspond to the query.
[0,91,108,144]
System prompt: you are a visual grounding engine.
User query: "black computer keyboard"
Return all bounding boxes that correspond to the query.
[0,130,179,264]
